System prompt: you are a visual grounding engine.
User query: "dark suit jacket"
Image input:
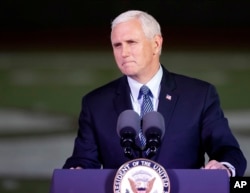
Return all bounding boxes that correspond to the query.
[63,66,247,176]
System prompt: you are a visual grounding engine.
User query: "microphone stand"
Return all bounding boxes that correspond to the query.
[133,145,146,159]
[122,143,146,159]
[121,137,161,160]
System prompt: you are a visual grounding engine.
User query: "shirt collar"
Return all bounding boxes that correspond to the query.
[127,65,163,101]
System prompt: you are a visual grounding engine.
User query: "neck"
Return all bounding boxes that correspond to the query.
[131,64,160,84]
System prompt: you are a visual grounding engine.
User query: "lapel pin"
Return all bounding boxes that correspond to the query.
[166,94,172,101]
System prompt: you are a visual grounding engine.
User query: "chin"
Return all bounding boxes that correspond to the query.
[120,68,135,75]
[123,71,137,77]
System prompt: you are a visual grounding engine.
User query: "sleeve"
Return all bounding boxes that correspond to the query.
[63,95,102,169]
[201,84,247,176]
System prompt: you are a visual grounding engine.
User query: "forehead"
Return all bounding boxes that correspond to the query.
[111,19,146,41]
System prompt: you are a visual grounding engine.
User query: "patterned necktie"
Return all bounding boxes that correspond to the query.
[138,85,153,148]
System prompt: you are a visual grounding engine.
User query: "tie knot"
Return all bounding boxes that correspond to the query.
[138,85,152,99]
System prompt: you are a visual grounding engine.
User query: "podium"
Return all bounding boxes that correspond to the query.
[50,169,229,193]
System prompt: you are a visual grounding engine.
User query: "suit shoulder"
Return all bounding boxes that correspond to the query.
[171,72,213,88]
[167,72,220,105]
[84,76,125,99]
[167,71,218,96]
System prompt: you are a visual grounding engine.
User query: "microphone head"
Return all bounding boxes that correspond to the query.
[116,110,140,138]
[142,111,165,140]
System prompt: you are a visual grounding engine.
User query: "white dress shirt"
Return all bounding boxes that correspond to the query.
[127,66,163,116]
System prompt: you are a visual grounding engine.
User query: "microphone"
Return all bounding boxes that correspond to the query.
[116,110,140,159]
[142,111,165,158]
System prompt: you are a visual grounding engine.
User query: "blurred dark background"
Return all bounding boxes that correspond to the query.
[0,1,250,193]
[0,0,250,50]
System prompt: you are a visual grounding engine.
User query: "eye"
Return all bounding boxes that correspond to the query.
[113,43,121,48]
[127,40,137,45]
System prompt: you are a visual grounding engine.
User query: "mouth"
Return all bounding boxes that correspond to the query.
[122,61,136,66]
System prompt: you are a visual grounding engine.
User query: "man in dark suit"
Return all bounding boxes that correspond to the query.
[63,10,247,176]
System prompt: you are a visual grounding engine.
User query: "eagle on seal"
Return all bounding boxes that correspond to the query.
[128,177,156,193]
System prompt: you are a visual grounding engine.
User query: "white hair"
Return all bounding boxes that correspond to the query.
[111,10,162,39]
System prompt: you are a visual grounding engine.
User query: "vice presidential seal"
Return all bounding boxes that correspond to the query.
[113,158,170,193]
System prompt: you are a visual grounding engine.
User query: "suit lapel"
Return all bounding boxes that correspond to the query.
[158,67,179,131]
[113,76,133,116]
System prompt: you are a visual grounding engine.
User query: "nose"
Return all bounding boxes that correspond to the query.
[121,44,130,57]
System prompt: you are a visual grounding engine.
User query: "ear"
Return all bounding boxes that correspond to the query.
[152,35,163,55]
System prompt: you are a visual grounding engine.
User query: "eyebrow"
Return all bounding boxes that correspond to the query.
[112,39,138,47]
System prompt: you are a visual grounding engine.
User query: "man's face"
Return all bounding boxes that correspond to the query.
[111,19,162,83]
